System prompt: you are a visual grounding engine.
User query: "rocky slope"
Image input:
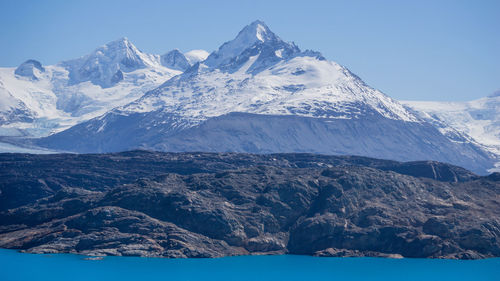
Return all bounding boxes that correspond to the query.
[0,151,498,259]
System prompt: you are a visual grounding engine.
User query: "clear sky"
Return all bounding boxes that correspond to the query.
[0,0,498,101]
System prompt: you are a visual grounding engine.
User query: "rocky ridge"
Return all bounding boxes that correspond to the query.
[0,151,498,259]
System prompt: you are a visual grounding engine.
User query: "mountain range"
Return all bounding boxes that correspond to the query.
[0,38,208,138]
[0,20,498,174]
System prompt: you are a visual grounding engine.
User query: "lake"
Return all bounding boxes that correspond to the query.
[1,249,499,281]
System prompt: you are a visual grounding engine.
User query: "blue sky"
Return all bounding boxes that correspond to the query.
[0,0,498,101]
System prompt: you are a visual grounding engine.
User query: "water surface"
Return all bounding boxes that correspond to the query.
[1,249,499,281]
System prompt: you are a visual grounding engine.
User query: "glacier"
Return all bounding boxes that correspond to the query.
[0,38,206,138]
[404,91,500,172]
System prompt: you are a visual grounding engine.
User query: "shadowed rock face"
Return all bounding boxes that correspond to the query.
[15,59,45,80]
[37,113,497,175]
[0,151,498,259]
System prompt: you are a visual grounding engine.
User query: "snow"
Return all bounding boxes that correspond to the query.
[15,59,45,79]
[235,54,260,74]
[255,23,267,41]
[204,20,282,67]
[114,20,422,126]
[0,38,181,137]
[404,95,500,172]
[123,55,419,124]
[62,37,167,87]
[404,97,500,148]
[184,50,209,64]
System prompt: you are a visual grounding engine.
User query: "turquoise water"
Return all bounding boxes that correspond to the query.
[1,249,499,281]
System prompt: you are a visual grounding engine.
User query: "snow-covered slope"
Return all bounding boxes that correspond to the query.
[119,20,417,124]
[184,50,209,65]
[62,37,164,88]
[123,56,418,124]
[404,92,500,172]
[39,21,497,174]
[0,38,206,138]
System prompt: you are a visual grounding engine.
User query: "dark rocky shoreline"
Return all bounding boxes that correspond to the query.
[0,151,498,259]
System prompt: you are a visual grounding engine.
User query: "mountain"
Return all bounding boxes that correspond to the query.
[203,20,302,71]
[404,92,500,172]
[0,151,498,259]
[0,38,209,147]
[14,59,45,80]
[184,49,210,65]
[160,49,210,71]
[37,21,496,174]
[62,37,163,88]
[160,49,191,71]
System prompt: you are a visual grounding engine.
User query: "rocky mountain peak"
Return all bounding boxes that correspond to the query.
[238,20,278,43]
[160,49,190,71]
[15,59,45,80]
[204,20,298,69]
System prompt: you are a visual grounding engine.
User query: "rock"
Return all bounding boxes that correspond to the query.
[160,50,191,71]
[0,151,498,259]
[15,59,45,80]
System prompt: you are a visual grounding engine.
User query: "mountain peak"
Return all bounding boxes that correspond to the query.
[98,37,142,60]
[204,20,299,70]
[104,37,134,50]
[63,37,159,88]
[238,20,277,43]
[15,59,45,80]
[108,36,130,45]
[184,50,209,64]
[160,49,190,71]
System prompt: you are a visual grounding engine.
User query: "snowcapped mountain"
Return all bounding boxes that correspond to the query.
[404,92,500,172]
[184,50,210,65]
[0,38,207,142]
[14,59,45,80]
[107,21,418,124]
[37,21,497,174]
[62,37,164,88]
